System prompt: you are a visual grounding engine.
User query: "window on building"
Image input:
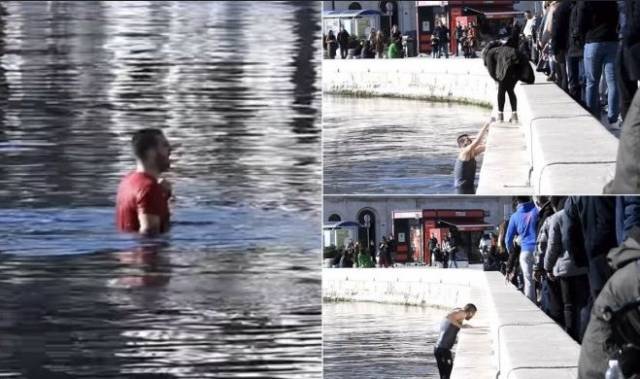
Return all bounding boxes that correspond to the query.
[348,2,362,10]
[328,214,341,222]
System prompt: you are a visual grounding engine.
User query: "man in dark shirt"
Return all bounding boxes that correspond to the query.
[337,26,350,59]
[434,304,477,379]
[116,129,172,235]
[577,1,620,124]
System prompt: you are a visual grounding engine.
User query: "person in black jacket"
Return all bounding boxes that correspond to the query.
[564,197,617,302]
[483,23,535,123]
[552,0,572,91]
[578,1,620,124]
[567,1,586,103]
[337,26,350,59]
[617,0,640,121]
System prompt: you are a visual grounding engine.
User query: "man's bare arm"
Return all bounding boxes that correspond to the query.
[138,212,161,235]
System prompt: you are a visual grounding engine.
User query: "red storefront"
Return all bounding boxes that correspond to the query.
[416,0,518,55]
[392,209,493,264]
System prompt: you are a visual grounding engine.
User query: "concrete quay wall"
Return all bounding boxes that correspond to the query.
[323,268,581,379]
[323,58,617,194]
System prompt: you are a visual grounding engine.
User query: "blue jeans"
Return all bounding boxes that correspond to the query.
[584,42,619,123]
[519,250,535,302]
[449,252,458,268]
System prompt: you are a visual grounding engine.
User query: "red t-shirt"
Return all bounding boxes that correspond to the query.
[115,171,170,233]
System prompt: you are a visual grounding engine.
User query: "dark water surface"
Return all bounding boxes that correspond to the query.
[0,1,320,377]
[323,95,491,194]
[323,301,441,379]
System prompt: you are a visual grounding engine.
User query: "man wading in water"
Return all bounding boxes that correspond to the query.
[116,129,172,235]
[434,303,477,379]
[454,119,492,194]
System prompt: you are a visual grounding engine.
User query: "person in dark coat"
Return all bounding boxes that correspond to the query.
[326,30,337,59]
[437,22,450,58]
[552,0,572,91]
[567,1,586,103]
[578,227,640,378]
[617,0,640,121]
[564,197,618,303]
[483,24,535,123]
[337,26,350,59]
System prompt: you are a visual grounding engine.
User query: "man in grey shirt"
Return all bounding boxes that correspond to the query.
[433,303,477,379]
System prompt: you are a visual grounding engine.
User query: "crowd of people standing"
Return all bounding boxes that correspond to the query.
[323,25,403,60]
[524,0,640,129]
[501,196,640,378]
[330,235,397,268]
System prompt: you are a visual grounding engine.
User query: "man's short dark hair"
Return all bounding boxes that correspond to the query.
[516,196,531,204]
[464,303,477,313]
[132,128,164,159]
[457,134,470,147]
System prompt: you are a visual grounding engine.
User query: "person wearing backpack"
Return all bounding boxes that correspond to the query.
[578,226,640,378]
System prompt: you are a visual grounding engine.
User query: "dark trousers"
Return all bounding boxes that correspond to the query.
[339,45,348,59]
[434,347,453,379]
[616,45,639,120]
[566,55,585,104]
[541,276,564,326]
[438,43,449,58]
[498,74,518,112]
[555,51,568,91]
[559,274,590,343]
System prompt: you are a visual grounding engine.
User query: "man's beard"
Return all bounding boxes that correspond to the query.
[156,156,171,172]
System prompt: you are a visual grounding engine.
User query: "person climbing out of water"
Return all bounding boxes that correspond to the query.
[116,128,172,235]
[434,303,477,379]
[453,119,492,194]
[483,20,535,123]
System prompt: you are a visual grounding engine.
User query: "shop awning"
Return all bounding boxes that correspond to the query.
[438,219,493,232]
[322,9,383,19]
[482,11,524,19]
[323,221,363,230]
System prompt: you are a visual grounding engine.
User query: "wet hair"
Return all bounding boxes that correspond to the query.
[516,196,531,204]
[457,134,470,147]
[464,303,477,313]
[132,128,164,159]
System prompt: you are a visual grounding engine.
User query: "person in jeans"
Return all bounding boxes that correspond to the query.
[544,197,590,342]
[577,1,620,124]
[567,0,586,103]
[506,197,540,302]
[434,304,477,379]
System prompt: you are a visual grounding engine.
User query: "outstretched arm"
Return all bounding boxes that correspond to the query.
[462,120,492,156]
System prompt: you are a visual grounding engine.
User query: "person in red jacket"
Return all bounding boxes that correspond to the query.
[116,128,172,235]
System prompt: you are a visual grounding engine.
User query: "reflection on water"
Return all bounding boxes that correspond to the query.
[0,1,320,377]
[323,96,491,194]
[323,301,442,379]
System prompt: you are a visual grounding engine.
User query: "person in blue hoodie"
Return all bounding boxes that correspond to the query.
[506,196,540,302]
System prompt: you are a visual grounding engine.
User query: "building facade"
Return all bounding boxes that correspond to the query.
[323,0,417,36]
[324,196,514,251]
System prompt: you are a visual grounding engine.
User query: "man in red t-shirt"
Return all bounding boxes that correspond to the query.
[116,128,172,234]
